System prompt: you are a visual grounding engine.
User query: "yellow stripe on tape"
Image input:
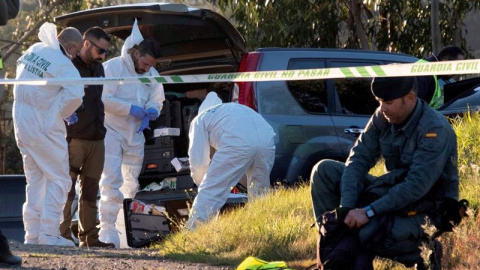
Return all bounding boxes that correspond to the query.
[1,59,480,86]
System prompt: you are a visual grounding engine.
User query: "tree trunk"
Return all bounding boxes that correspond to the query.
[453,8,461,46]
[431,0,441,54]
[348,0,371,50]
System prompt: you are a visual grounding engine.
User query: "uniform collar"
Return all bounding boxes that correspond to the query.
[392,98,423,137]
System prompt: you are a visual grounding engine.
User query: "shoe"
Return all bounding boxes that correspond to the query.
[0,253,22,266]
[79,240,115,248]
[38,235,75,247]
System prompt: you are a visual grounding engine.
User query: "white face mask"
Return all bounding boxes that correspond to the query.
[60,43,74,60]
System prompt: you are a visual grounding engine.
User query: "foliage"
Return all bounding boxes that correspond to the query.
[207,0,480,58]
[369,0,480,57]
[208,0,348,50]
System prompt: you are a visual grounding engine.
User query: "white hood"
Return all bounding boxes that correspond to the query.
[38,22,60,50]
[198,92,222,115]
[121,19,144,57]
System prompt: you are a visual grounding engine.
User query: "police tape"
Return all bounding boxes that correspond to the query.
[1,59,480,86]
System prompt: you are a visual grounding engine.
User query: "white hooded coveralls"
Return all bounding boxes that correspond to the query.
[185,93,276,230]
[13,23,83,245]
[98,21,165,248]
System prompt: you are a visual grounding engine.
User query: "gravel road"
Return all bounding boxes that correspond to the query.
[1,240,235,270]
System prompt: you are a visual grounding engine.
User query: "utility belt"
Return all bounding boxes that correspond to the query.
[359,177,469,236]
[360,175,447,218]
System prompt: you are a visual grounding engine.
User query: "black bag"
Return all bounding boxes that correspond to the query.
[316,210,359,270]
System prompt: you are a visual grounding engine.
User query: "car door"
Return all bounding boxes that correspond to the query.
[256,54,341,183]
[328,60,382,156]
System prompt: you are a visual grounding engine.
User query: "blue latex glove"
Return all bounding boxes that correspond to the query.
[129,105,146,119]
[145,107,159,120]
[137,116,151,134]
[64,112,78,125]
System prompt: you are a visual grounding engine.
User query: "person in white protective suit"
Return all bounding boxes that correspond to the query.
[185,92,276,230]
[99,20,165,248]
[13,23,84,246]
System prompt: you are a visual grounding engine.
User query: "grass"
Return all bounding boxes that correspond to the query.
[155,185,317,267]
[152,111,480,270]
[27,253,61,258]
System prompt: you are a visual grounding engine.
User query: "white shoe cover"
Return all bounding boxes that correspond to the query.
[38,235,75,247]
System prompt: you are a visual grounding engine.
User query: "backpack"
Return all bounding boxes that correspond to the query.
[316,210,359,270]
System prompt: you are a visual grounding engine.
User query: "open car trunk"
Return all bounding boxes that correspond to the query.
[55,3,246,188]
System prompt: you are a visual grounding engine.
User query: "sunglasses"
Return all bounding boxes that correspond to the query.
[87,39,110,56]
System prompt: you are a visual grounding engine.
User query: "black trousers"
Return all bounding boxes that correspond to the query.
[0,229,11,255]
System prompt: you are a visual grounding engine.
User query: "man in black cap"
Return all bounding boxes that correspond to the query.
[310,76,460,269]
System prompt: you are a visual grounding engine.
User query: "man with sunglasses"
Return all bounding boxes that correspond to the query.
[60,26,115,248]
[98,20,164,248]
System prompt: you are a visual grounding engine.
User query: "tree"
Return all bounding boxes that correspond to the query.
[208,0,347,49]
[207,0,480,58]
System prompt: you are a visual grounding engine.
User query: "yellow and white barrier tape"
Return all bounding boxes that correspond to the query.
[1,59,480,86]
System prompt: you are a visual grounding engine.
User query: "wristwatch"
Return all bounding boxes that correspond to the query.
[365,205,375,218]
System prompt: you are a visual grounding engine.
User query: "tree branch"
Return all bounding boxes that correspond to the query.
[3,4,57,61]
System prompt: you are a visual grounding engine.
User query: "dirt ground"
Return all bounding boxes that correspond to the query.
[2,240,235,270]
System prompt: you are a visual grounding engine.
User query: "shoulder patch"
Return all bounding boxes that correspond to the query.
[425,132,437,138]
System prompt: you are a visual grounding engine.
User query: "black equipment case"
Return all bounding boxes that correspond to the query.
[123,187,247,248]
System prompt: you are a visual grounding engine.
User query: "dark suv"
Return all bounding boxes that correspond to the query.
[235,48,419,183]
[54,3,421,186]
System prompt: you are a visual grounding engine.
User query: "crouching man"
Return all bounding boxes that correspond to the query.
[311,76,461,269]
[185,92,276,230]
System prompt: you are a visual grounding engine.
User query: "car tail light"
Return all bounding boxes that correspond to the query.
[236,52,263,110]
[146,163,157,169]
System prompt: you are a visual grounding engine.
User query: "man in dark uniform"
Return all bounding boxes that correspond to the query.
[0,32,21,264]
[0,13,22,261]
[311,76,459,269]
[60,27,114,248]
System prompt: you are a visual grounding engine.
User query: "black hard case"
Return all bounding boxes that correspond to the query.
[123,187,247,248]
[123,189,195,248]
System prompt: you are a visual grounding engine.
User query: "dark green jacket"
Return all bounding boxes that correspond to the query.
[340,99,458,215]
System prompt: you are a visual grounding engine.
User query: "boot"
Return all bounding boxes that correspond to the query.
[0,229,21,266]
[0,253,22,266]
[79,239,115,248]
[78,200,114,248]
[80,234,114,248]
